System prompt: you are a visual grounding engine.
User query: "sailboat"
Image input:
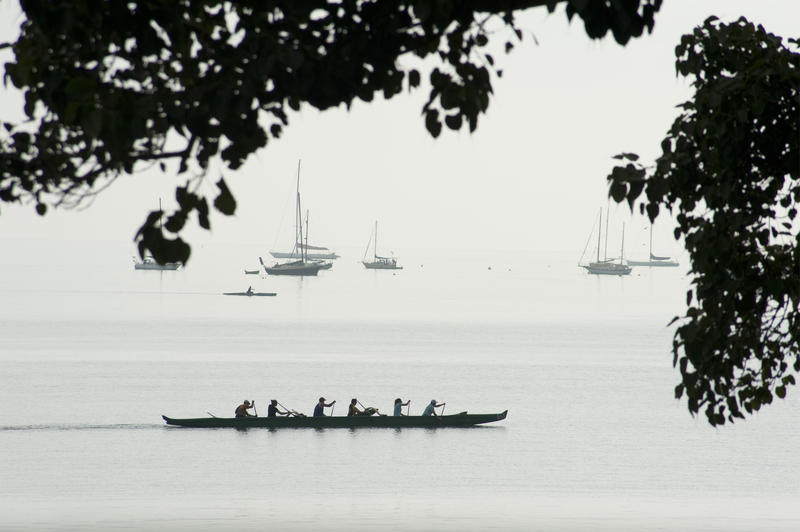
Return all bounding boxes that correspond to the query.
[627,225,679,267]
[579,209,632,276]
[260,163,325,276]
[134,199,181,271]
[362,221,402,270]
[269,179,338,260]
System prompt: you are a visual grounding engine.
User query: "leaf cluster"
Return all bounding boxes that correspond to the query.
[1,0,661,262]
[608,17,800,425]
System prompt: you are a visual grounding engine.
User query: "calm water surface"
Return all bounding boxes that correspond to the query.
[1,240,798,531]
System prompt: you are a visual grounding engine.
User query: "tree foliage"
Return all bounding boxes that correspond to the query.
[608,17,800,425]
[1,0,661,264]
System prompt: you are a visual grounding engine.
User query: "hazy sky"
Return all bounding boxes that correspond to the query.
[1,1,797,258]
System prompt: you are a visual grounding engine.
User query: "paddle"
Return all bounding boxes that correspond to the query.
[207,411,217,418]
[407,400,411,416]
[440,403,446,416]
[252,400,258,417]
[277,401,304,417]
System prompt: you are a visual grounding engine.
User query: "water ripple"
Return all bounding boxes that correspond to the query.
[0,423,161,432]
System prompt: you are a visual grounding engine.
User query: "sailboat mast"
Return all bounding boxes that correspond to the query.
[596,209,601,263]
[649,224,653,259]
[305,209,310,260]
[604,201,610,261]
[296,160,304,262]
[374,220,378,260]
[620,223,626,264]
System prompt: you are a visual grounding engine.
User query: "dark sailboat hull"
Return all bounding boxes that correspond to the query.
[264,265,322,276]
[162,411,507,429]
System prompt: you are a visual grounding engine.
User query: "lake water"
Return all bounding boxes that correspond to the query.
[1,239,799,531]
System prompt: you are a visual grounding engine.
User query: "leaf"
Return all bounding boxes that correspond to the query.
[408,69,421,88]
[214,178,236,215]
[196,198,210,230]
[444,113,462,130]
[424,109,442,138]
[609,181,627,203]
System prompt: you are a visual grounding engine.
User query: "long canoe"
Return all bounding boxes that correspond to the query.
[162,410,507,429]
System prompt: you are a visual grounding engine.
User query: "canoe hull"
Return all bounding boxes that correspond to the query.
[162,411,507,429]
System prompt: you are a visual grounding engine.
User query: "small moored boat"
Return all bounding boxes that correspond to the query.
[162,410,507,429]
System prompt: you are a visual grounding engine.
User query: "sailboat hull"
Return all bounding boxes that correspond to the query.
[264,263,323,276]
[626,259,678,267]
[582,262,632,275]
[362,261,402,270]
[270,251,339,260]
[134,261,180,271]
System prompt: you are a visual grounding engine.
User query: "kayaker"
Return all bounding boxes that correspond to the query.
[393,398,410,416]
[422,399,445,416]
[246,286,253,295]
[348,398,363,416]
[235,400,256,418]
[313,397,335,417]
[267,399,290,417]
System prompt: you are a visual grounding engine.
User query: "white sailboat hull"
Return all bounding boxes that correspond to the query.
[362,260,402,270]
[270,251,339,260]
[134,259,180,270]
[582,261,632,276]
[626,259,678,267]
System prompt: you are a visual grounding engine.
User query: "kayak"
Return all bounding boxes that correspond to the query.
[162,410,507,429]
[223,292,276,297]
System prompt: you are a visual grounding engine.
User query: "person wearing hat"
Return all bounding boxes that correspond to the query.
[422,399,445,417]
[267,400,290,418]
[235,399,256,418]
[313,397,336,417]
[393,398,410,416]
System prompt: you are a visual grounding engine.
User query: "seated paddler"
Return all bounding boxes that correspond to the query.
[422,399,445,417]
[348,398,363,416]
[267,399,290,417]
[393,398,410,416]
[313,397,336,417]
[235,400,256,418]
